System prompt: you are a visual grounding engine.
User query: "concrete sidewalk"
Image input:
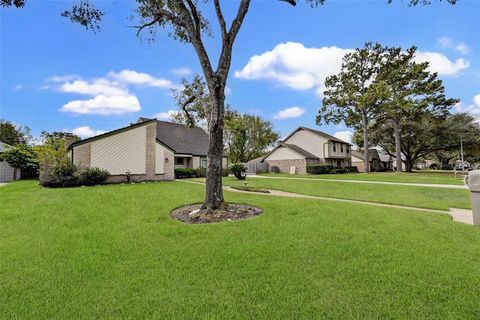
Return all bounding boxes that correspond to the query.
[249,175,467,190]
[180,179,474,225]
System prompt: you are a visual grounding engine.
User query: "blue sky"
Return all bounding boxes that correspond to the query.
[1,0,479,143]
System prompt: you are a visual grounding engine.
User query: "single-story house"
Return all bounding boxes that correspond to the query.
[262,126,352,174]
[68,118,227,182]
[0,141,20,182]
[351,149,382,172]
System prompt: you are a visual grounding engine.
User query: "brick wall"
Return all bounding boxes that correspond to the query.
[265,159,307,174]
[164,148,175,181]
[145,122,156,180]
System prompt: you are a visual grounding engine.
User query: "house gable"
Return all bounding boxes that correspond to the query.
[283,128,329,159]
[264,145,304,161]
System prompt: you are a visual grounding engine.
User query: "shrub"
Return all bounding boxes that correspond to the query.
[345,166,359,173]
[175,168,196,179]
[43,162,80,188]
[270,166,280,174]
[80,167,110,186]
[229,163,247,180]
[194,168,207,178]
[331,168,347,174]
[307,164,334,174]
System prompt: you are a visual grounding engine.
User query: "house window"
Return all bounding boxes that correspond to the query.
[341,145,344,153]
[333,142,336,152]
[347,148,350,154]
[175,157,184,165]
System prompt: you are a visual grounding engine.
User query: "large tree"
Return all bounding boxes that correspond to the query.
[3,0,457,209]
[318,42,388,173]
[375,46,458,172]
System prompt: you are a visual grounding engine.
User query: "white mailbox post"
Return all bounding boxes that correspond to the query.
[465,170,480,226]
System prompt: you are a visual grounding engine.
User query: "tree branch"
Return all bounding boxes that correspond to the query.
[213,0,227,40]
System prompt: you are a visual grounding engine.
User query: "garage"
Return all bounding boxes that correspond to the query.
[0,141,20,182]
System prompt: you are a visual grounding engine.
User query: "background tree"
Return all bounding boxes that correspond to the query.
[362,112,480,171]
[0,119,32,146]
[375,46,457,172]
[0,144,38,178]
[170,74,212,129]
[225,113,279,163]
[3,0,457,209]
[319,42,388,173]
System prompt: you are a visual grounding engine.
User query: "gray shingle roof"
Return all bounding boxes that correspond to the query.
[156,121,209,156]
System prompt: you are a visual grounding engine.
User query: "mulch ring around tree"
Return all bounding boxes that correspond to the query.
[170,203,263,224]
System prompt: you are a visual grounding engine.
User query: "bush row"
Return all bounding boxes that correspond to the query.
[306,165,358,175]
[174,168,229,179]
[42,164,110,188]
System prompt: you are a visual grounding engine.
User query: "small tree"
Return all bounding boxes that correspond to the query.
[0,119,32,146]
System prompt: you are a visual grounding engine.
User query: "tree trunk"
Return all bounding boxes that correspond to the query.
[404,158,414,172]
[202,82,226,210]
[392,118,402,173]
[362,112,370,173]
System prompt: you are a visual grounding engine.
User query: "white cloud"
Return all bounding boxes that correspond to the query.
[235,42,352,95]
[107,69,177,89]
[333,130,354,145]
[438,36,453,48]
[437,36,470,55]
[61,95,140,115]
[273,106,306,119]
[413,51,469,76]
[235,42,468,96]
[47,75,80,83]
[50,69,178,115]
[455,42,470,55]
[71,126,107,139]
[155,109,178,120]
[171,67,192,77]
[455,94,480,119]
[60,79,127,96]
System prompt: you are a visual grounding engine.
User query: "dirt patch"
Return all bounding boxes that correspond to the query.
[170,203,263,224]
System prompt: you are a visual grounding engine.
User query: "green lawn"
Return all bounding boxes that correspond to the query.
[260,171,465,185]
[2,180,480,319]
[208,177,471,211]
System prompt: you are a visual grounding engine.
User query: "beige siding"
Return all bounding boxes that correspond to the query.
[327,141,350,158]
[264,146,303,161]
[90,125,147,175]
[192,156,200,169]
[284,130,328,158]
[155,142,166,174]
[351,154,363,163]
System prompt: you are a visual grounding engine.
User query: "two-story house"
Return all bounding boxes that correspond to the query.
[262,126,352,174]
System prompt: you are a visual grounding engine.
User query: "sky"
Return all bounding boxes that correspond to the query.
[1,0,479,144]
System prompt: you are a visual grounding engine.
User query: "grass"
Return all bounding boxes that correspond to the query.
[1,180,480,319]
[193,177,471,211]
[260,171,465,185]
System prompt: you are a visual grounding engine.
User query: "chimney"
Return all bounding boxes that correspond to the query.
[64,133,75,148]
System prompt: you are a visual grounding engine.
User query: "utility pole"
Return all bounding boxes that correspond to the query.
[460,135,465,172]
